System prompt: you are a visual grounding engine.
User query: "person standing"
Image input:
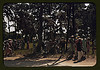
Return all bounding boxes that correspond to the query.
[75,37,83,62]
[27,41,29,49]
[6,40,12,57]
[70,36,75,57]
[91,40,95,58]
[86,39,90,58]
[72,40,78,61]
[22,39,25,49]
[33,38,36,49]
[82,38,87,57]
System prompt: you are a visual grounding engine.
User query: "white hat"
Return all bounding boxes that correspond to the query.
[8,39,12,40]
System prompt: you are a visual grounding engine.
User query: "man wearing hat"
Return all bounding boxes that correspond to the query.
[74,36,83,62]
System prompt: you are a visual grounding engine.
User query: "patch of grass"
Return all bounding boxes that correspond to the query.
[25,43,33,49]
[13,43,34,56]
[12,43,96,57]
[13,48,33,56]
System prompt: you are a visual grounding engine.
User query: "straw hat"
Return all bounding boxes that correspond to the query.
[8,39,12,41]
[77,36,80,38]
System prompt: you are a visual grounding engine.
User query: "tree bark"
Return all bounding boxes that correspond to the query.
[65,4,71,53]
[37,3,43,52]
[72,3,76,41]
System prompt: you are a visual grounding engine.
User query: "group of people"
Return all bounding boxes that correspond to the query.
[3,36,96,60]
[67,36,96,63]
[3,39,25,57]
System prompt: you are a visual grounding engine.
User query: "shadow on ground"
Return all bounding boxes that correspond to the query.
[4,59,56,67]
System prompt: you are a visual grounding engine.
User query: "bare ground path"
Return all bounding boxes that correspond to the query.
[4,55,96,67]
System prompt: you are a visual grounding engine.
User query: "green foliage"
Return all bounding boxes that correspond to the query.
[3,3,96,53]
[75,18,82,27]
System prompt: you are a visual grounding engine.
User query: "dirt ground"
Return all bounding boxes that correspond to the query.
[4,55,96,67]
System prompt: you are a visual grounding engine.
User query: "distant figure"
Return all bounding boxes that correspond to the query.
[60,38,65,53]
[91,40,96,58]
[82,38,87,57]
[33,38,36,49]
[72,41,78,61]
[48,40,55,54]
[86,39,90,58]
[9,39,13,50]
[69,37,74,55]
[22,40,25,49]
[27,41,29,49]
[42,42,45,52]
[76,37,83,62]
[5,40,12,57]
[16,40,18,50]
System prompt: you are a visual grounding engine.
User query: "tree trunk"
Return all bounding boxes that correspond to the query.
[37,3,43,53]
[72,3,76,41]
[65,4,71,53]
